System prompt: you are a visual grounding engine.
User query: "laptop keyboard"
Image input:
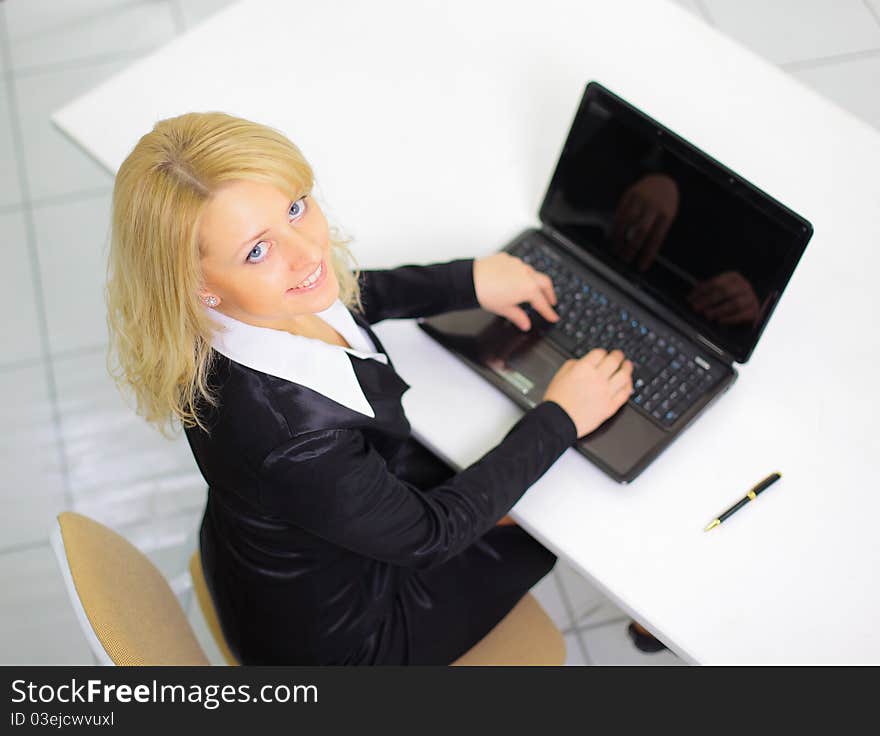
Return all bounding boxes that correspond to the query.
[508,238,723,428]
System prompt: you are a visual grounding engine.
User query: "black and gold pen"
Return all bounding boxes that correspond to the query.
[704,472,782,531]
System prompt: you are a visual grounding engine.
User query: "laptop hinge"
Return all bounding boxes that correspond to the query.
[537,224,736,366]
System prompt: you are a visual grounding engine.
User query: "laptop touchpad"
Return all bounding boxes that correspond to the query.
[508,345,667,478]
[505,342,564,400]
[579,406,666,478]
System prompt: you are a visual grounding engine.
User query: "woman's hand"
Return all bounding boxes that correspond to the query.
[472,253,559,331]
[543,349,633,437]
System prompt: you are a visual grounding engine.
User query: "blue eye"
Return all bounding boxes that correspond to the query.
[246,243,268,263]
[244,195,309,264]
[289,195,308,221]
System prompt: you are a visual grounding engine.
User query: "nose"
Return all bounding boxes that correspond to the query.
[277,231,323,272]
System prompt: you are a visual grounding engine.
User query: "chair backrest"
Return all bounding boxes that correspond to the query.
[50,511,209,666]
[188,552,240,666]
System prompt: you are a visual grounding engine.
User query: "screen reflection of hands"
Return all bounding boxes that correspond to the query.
[687,271,761,327]
[610,174,680,272]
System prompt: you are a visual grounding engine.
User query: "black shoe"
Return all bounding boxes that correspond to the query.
[627,622,668,653]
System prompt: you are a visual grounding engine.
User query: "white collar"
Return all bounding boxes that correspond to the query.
[207,299,389,419]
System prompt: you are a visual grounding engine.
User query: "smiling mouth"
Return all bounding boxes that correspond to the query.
[287,260,325,293]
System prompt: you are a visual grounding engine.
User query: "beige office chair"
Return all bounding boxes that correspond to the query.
[190,551,566,666]
[51,511,209,665]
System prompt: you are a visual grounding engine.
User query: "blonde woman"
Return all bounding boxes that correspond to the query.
[107,112,633,665]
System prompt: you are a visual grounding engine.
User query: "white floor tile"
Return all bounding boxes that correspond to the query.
[702,0,880,65]
[0,543,94,664]
[791,55,880,131]
[116,508,203,583]
[177,0,239,30]
[0,210,44,365]
[530,568,570,631]
[73,470,207,542]
[563,631,589,666]
[554,558,610,625]
[32,193,111,354]
[576,600,630,631]
[581,620,685,666]
[5,0,176,72]
[556,560,630,630]
[0,362,67,549]
[13,58,129,201]
[0,85,24,208]
[53,349,201,518]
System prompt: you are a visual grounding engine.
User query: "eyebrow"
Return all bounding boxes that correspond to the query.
[238,228,270,253]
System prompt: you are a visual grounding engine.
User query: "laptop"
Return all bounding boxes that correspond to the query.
[418,81,813,483]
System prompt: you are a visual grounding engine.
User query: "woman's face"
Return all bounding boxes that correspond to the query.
[198,179,340,332]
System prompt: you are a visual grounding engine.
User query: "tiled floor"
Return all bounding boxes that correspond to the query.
[1,0,877,666]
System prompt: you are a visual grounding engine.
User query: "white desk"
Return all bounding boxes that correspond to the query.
[54,0,880,663]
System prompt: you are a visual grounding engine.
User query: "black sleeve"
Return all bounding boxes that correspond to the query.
[355,258,480,324]
[257,400,577,569]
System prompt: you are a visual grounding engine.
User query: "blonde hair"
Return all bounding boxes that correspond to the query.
[106,111,363,438]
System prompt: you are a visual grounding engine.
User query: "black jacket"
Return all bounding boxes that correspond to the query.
[184,258,577,664]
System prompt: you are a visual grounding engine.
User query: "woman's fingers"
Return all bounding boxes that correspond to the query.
[582,348,607,367]
[609,360,634,392]
[522,268,559,323]
[612,381,635,402]
[503,305,532,331]
[597,349,627,378]
[539,271,558,305]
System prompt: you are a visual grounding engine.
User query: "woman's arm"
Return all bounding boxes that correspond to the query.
[257,400,576,569]
[354,258,479,324]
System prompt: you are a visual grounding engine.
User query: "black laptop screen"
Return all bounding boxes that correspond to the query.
[539,83,812,363]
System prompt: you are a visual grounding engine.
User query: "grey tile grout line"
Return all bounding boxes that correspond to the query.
[0,538,52,559]
[7,0,173,79]
[66,458,204,488]
[863,0,880,29]
[558,601,625,637]
[0,5,73,512]
[0,341,109,375]
[574,614,630,634]
[11,47,162,80]
[107,503,205,534]
[69,469,206,510]
[780,46,880,72]
[0,185,114,216]
[0,499,205,559]
[28,185,114,209]
[9,0,149,46]
[550,568,594,665]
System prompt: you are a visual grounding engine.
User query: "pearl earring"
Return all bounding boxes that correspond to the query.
[203,296,219,308]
